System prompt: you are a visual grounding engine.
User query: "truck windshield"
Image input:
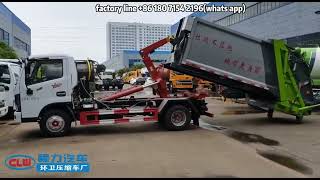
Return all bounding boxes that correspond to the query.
[0,65,10,84]
[26,59,63,85]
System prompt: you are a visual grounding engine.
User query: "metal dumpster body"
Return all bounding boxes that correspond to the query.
[165,17,320,119]
[168,17,280,101]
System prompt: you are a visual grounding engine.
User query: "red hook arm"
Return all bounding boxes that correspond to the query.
[139,37,173,98]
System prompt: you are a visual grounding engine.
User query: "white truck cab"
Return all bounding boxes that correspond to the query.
[14,54,78,125]
[0,59,21,118]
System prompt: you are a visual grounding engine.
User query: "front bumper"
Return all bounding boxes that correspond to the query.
[0,106,8,118]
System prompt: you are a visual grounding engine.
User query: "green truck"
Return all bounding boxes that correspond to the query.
[299,47,320,100]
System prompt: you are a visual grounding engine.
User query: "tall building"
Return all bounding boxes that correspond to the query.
[106,22,171,59]
[0,2,31,58]
[172,2,320,47]
[104,50,171,71]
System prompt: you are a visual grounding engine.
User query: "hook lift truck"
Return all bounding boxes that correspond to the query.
[14,17,320,137]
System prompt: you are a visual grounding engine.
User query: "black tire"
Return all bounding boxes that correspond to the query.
[267,109,273,120]
[163,105,191,131]
[104,85,110,91]
[39,109,72,137]
[118,84,124,90]
[95,84,101,91]
[295,115,303,124]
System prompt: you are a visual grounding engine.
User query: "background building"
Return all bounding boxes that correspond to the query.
[172,2,320,47]
[106,22,171,59]
[104,50,171,71]
[0,2,31,58]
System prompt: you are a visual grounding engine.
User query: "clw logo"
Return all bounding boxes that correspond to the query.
[4,154,36,170]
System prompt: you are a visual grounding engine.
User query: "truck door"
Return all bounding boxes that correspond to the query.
[20,59,67,119]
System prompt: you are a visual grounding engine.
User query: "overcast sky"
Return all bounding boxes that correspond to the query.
[3,2,206,63]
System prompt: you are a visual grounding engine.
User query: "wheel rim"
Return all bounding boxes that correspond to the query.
[171,110,186,126]
[46,115,65,132]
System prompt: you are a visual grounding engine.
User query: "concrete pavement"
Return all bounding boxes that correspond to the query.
[201,97,320,177]
[0,120,304,178]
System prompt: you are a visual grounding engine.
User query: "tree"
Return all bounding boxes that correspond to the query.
[116,67,129,77]
[116,64,146,77]
[0,41,18,59]
[129,64,145,71]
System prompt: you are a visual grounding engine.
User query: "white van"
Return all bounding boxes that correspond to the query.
[0,59,21,118]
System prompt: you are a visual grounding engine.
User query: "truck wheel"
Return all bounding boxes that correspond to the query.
[267,109,273,120]
[163,105,191,131]
[95,84,101,91]
[39,109,72,137]
[118,85,123,90]
[104,85,109,91]
[295,115,303,124]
